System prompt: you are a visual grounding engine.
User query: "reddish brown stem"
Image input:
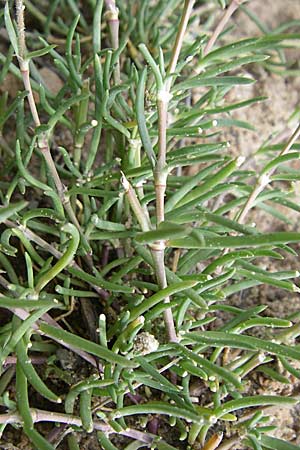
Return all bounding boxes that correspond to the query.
[104,0,120,84]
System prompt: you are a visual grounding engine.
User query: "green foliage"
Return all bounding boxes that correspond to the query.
[1,0,300,449]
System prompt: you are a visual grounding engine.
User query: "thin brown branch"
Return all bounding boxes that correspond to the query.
[19,62,41,127]
[166,0,195,89]
[14,1,89,250]
[121,173,151,232]
[0,409,153,443]
[237,122,300,223]
[13,0,101,338]
[104,0,120,84]
[4,356,47,366]
[216,121,300,275]
[203,0,245,56]
[9,307,98,368]
[15,0,26,59]
[15,2,40,127]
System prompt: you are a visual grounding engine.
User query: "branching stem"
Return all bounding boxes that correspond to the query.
[0,409,152,443]
[216,123,300,275]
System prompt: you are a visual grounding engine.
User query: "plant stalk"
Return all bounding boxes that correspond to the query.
[0,409,152,443]
[15,0,91,253]
[4,356,47,366]
[104,0,121,84]
[203,0,245,56]
[237,122,300,223]
[166,0,195,90]
[121,173,151,232]
[152,0,194,343]
[14,0,101,342]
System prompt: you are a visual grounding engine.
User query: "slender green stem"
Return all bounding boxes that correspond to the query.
[16,362,33,429]
[16,336,61,403]
[80,390,93,432]
[93,1,104,53]
[74,79,90,168]
[39,322,137,367]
